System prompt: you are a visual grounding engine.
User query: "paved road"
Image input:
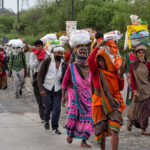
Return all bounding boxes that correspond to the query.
[0,78,99,150]
[0,78,150,150]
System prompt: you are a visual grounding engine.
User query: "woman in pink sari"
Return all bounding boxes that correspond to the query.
[62,46,93,148]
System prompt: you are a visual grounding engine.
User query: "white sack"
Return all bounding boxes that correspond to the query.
[69,30,91,48]
[41,34,57,44]
[104,30,122,43]
[59,35,69,46]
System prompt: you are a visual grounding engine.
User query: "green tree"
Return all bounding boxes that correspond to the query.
[0,14,15,33]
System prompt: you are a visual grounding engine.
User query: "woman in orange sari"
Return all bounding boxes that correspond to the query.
[88,39,125,150]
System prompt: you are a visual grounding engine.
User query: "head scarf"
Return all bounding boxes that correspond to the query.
[96,50,117,72]
[135,45,147,52]
[32,48,46,61]
[75,46,89,79]
[53,46,65,53]
[76,46,89,67]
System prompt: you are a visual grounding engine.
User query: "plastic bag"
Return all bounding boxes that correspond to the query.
[69,30,91,48]
[130,15,138,24]
[41,34,57,44]
[127,25,150,49]
[59,35,69,46]
[104,30,122,43]
[124,31,140,51]
[124,31,128,51]
[13,39,24,48]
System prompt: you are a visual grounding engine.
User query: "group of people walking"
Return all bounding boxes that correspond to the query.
[1,29,150,150]
[30,30,150,150]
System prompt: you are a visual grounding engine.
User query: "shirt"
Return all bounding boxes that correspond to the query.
[30,52,48,73]
[43,55,63,92]
[9,52,27,72]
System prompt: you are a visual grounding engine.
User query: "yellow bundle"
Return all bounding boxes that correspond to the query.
[127,25,149,49]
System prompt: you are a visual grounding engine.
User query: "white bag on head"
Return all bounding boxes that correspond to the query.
[41,34,57,44]
[13,39,24,48]
[11,39,24,55]
[69,30,91,48]
[104,30,122,43]
[59,35,69,46]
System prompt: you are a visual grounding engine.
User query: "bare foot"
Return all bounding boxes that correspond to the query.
[67,136,73,144]
[141,130,150,136]
[127,120,132,131]
[80,142,91,148]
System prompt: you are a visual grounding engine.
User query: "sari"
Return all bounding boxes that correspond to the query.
[65,64,94,141]
[92,51,125,143]
[0,52,7,89]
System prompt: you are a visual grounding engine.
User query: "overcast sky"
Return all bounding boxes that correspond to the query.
[4,0,36,13]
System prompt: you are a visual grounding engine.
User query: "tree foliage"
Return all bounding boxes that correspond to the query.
[0,14,15,33]
[1,0,150,51]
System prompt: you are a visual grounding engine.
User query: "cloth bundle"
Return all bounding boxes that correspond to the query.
[104,30,122,43]
[69,30,91,48]
[124,15,150,50]
[41,34,57,44]
[59,35,69,46]
[100,39,122,70]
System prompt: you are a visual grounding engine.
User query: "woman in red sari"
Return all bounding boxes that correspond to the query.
[0,48,7,89]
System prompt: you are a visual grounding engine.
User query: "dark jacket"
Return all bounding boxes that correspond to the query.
[37,57,68,92]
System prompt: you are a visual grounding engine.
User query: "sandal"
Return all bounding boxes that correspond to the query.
[67,136,73,144]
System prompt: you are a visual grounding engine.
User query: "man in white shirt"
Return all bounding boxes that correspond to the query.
[37,46,67,134]
[30,40,48,122]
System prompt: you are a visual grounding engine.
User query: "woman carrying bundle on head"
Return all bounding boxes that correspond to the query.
[88,34,125,150]
[62,30,94,148]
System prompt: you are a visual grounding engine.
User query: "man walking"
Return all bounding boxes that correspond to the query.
[30,40,48,123]
[8,40,27,98]
[37,46,67,134]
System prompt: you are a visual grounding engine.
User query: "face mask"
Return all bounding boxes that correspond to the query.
[55,56,62,61]
[76,54,87,60]
[76,54,88,66]
[13,49,19,56]
[9,47,13,51]
[17,48,22,53]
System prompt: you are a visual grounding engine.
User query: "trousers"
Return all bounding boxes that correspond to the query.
[33,73,44,120]
[12,69,24,96]
[42,88,62,130]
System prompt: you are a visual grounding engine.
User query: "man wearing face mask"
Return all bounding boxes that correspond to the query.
[8,40,27,98]
[30,40,48,123]
[37,45,67,134]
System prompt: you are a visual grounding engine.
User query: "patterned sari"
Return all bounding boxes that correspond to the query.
[93,51,125,143]
[65,64,94,141]
[0,52,7,89]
